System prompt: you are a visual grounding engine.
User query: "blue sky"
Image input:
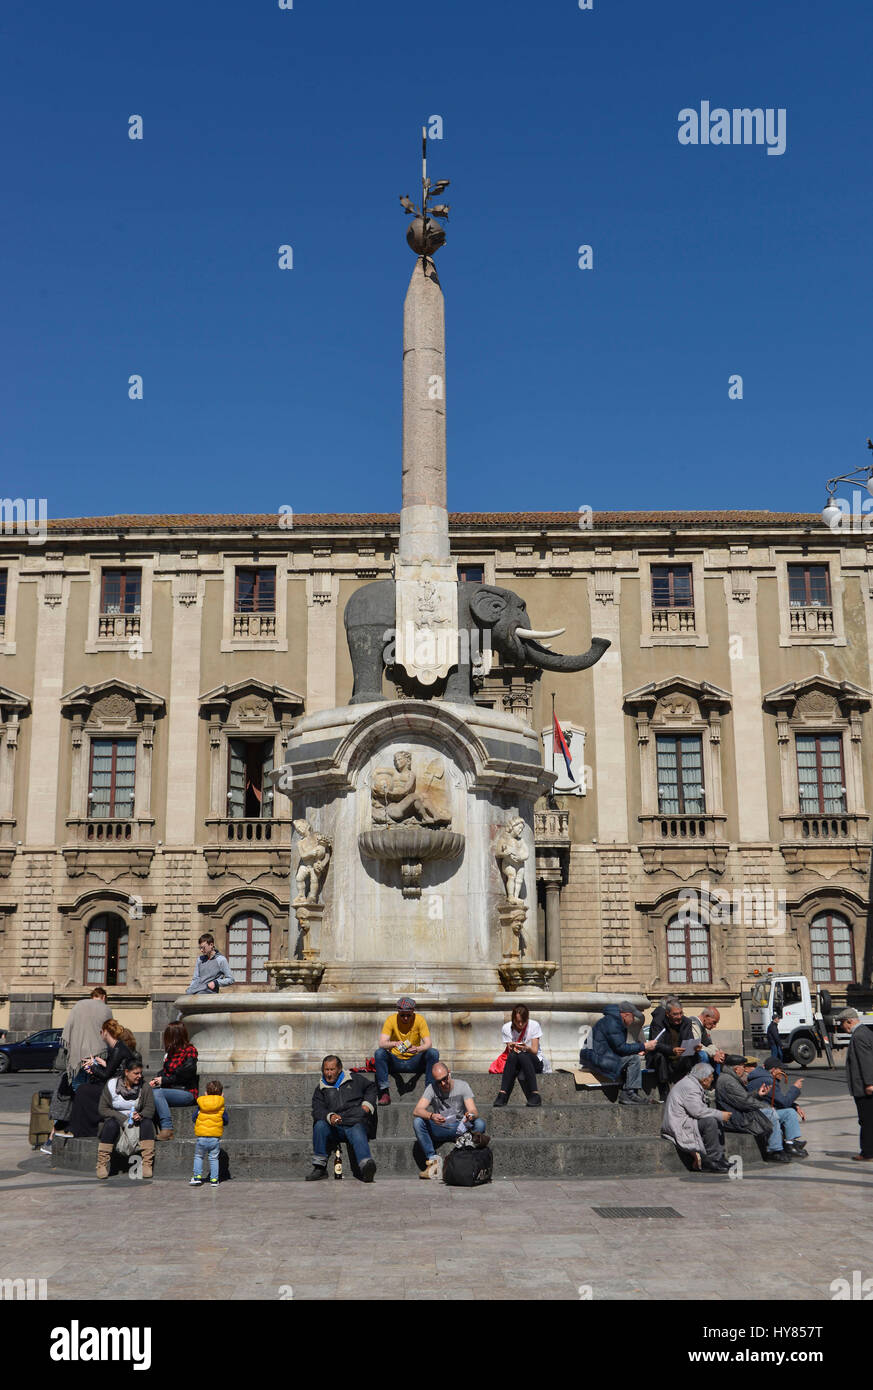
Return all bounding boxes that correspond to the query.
[3,0,871,520]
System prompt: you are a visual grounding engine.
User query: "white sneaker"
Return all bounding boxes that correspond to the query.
[39,1143,52,1155]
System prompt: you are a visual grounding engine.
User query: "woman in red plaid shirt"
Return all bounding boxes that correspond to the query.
[149,1022,199,1140]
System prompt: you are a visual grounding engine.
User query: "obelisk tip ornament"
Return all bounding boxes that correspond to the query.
[394,129,458,686]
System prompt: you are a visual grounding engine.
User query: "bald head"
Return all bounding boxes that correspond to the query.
[700,1008,720,1027]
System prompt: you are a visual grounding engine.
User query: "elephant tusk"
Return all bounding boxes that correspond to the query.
[515,627,565,640]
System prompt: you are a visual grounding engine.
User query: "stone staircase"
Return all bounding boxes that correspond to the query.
[51,1071,765,1180]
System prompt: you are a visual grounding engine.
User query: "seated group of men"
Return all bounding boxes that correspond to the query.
[581,996,808,1173]
[306,996,486,1183]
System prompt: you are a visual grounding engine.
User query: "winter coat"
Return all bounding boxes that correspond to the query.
[159,1044,199,1096]
[661,1074,717,1153]
[88,1040,136,1085]
[61,999,112,1080]
[194,1095,226,1138]
[846,1025,873,1097]
[98,1079,155,1124]
[745,1065,801,1109]
[714,1068,772,1136]
[311,1071,377,1130]
[579,1005,643,1081]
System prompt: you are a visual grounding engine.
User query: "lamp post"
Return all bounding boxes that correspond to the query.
[821,439,873,529]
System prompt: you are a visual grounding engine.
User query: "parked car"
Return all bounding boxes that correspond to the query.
[0,1028,63,1073]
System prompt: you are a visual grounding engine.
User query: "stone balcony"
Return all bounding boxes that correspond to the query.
[534,808,570,846]
[232,612,276,640]
[203,816,292,880]
[789,605,834,635]
[651,607,695,634]
[0,818,16,877]
[638,812,728,877]
[779,810,871,874]
[98,612,141,639]
[63,816,155,879]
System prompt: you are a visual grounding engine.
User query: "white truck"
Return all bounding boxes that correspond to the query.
[744,973,873,1067]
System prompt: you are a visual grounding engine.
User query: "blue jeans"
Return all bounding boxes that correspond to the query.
[761,1105,802,1151]
[312,1119,372,1169]
[153,1088,195,1130]
[413,1114,486,1161]
[770,1044,784,1061]
[194,1136,220,1180]
[375,1046,439,1092]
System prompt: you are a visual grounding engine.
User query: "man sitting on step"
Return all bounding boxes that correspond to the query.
[579,1002,658,1105]
[306,1054,377,1183]
[412,1063,486,1179]
[661,1062,733,1173]
[375,996,440,1104]
[715,1055,803,1163]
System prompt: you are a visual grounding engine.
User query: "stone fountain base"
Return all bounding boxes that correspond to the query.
[175,990,647,1073]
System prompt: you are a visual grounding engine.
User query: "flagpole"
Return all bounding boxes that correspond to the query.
[551,691,556,782]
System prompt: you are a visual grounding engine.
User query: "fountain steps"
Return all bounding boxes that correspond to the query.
[50,1071,766,1179]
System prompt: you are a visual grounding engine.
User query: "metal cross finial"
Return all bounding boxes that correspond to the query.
[400,126,450,264]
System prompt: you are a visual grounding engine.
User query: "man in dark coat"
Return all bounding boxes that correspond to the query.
[580,1002,657,1105]
[715,1055,796,1163]
[648,997,701,1099]
[839,1009,873,1161]
[306,1054,378,1182]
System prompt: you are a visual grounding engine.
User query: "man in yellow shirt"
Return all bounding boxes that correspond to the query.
[375,996,439,1105]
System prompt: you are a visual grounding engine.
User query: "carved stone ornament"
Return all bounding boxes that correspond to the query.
[495,817,529,902]
[93,694,136,721]
[796,690,836,717]
[370,751,452,827]
[292,819,332,906]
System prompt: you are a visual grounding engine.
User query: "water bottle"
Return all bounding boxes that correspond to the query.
[127,1111,135,1128]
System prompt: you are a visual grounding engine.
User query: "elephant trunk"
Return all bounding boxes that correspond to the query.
[520,635,611,672]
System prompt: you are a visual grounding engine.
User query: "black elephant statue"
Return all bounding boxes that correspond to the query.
[343,579,610,704]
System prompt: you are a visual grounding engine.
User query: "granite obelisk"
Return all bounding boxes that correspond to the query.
[394,132,458,686]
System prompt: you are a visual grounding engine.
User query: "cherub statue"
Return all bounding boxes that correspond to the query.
[293,819,332,904]
[495,817,529,902]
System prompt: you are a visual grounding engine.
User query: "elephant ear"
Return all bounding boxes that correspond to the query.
[469,585,508,626]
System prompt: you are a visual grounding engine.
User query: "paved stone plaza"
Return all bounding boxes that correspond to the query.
[1,1067,871,1301]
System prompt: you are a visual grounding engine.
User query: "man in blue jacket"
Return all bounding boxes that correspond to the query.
[745,1057,808,1156]
[580,1002,657,1104]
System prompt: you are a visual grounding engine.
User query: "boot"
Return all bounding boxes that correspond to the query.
[96,1143,113,1180]
[140,1140,155,1180]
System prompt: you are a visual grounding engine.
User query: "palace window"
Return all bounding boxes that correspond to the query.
[788,564,831,608]
[235,568,276,613]
[227,912,271,984]
[85,913,129,986]
[458,564,484,583]
[796,734,846,815]
[100,568,141,615]
[0,569,6,616]
[88,739,137,819]
[666,916,712,984]
[227,738,275,819]
[656,735,705,814]
[810,912,854,983]
[651,564,693,609]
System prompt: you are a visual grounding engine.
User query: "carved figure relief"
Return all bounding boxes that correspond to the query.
[293,819,332,905]
[495,816,529,902]
[371,750,452,827]
[93,694,136,721]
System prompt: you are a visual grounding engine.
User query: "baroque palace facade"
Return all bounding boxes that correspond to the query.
[1,509,871,1052]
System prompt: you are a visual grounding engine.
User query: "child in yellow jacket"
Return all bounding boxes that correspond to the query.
[190,1080,226,1187]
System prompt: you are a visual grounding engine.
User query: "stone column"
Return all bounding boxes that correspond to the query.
[305,572,339,713]
[25,564,68,843]
[165,565,202,844]
[544,881,563,988]
[588,566,628,842]
[725,559,770,841]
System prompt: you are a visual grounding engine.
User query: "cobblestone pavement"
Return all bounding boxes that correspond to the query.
[2,1068,870,1301]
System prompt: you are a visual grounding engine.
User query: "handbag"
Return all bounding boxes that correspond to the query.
[488,1048,508,1075]
[115,1121,141,1157]
[49,1073,74,1126]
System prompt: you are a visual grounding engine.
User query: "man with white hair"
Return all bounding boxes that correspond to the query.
[690,1007,726,1066]
[838,1009,873,1161]
[661,1062,733,1173]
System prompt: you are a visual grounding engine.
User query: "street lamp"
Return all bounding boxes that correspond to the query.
[821,439,873,528]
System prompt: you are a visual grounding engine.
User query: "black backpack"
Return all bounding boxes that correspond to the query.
[442,1143,493,1187]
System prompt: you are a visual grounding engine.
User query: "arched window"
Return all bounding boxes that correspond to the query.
[85,913,128,985]
[810,912,854,983]
[227,912,271,984]
[666,916,711,984]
